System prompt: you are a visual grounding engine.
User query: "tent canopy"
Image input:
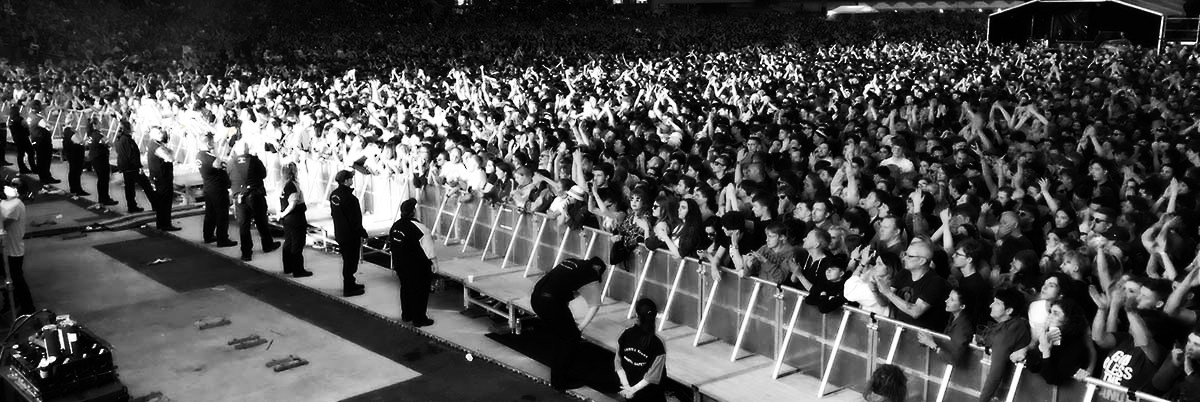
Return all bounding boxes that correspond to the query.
[988,0,1165,47]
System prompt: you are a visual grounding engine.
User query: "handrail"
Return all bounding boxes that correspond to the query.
[1081,376,1170,402]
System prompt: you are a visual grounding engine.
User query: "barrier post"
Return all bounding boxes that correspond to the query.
[936,365,954,402]
[1082,382,1097,401]
[1004,363,1024,402]
[627,250,657,319]
[730,281,763,362]
[657,258,689,332]
[772,291,805,379]
[523,217,549,277]
[461,201,485,253]
[499,212,525,267]
[442,199,465,246]
[601,262,618,301]
[552,228,571,266]
[480,205,505,259]
[583,231,598,258]
[431,193,451,239]
[817,309,853,397]
[693,275,722,347]
[885,326,904,363]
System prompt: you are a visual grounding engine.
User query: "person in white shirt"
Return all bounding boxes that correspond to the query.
[0,178,32,314]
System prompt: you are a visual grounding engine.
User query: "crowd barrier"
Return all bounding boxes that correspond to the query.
[413,184,1167,402]
[0,98,1173,402]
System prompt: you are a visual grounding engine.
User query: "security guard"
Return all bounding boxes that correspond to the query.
[28,113,58,184]
[145,128,179,231]
[8,105,34,174]
[228,141,279,261]
[388,199,438,326]
[86,121,117,206]
[63,126,88,196]
[531,257,606,390]
[330,170,367,297]
[113,121,156,213]
[197,134,236,247]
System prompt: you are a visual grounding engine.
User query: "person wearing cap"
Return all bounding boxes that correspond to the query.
[532,256,605,390]
[228,140,279,261]
[85,120,117,206]
[113,120,157,213]
[388,198,437,327]
[197,133,236,247]
[330,169,367,297]
[146,127,180,231]
[0,178,32,315]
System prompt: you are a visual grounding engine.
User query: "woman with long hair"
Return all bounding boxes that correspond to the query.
[1020,299,1094,384]
[615,298,667,402]
[277,162,312,277]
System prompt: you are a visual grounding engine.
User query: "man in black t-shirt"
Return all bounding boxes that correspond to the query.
[532,257,605,390]
[879,241,950,331]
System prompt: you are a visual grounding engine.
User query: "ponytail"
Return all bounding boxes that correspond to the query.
[634,298,658,332]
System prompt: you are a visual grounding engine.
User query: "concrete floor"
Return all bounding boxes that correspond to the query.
[16,156,618,402]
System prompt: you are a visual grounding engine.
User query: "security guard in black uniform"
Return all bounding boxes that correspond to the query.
[86,121,117,206]
[63,126,88,196]
[9,105,35,174]
[388,199,438,326]
[228,141,279,261]
[113,121,156,213]
[330,170,367,297]
[531,257,606,390]
[28,113,58,184]
[145,127,180,231]
[197,134,236,247]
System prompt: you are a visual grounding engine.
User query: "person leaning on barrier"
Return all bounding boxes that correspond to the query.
[197,133,236,247]
[388,198,436,327]
[977,288,1032,402]
[85,121,117,206]
[330,169,367,297]
[918,287,975,366]
[1017,298,1094,385]
[531,256,605,391]
[615,298,667,402]
[1092,277,1174,400]
[843,248,897,318]
[877,240,949,332]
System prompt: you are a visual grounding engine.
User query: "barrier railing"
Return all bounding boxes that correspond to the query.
[415,183,1145,402]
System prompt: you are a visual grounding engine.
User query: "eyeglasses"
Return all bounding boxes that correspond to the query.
[902,252,931,260]
[1092,217,1110,224]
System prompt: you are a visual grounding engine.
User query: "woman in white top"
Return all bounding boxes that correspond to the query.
[843,248,897,318]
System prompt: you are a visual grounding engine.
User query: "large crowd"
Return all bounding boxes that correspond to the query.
[3,4,1200,401]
